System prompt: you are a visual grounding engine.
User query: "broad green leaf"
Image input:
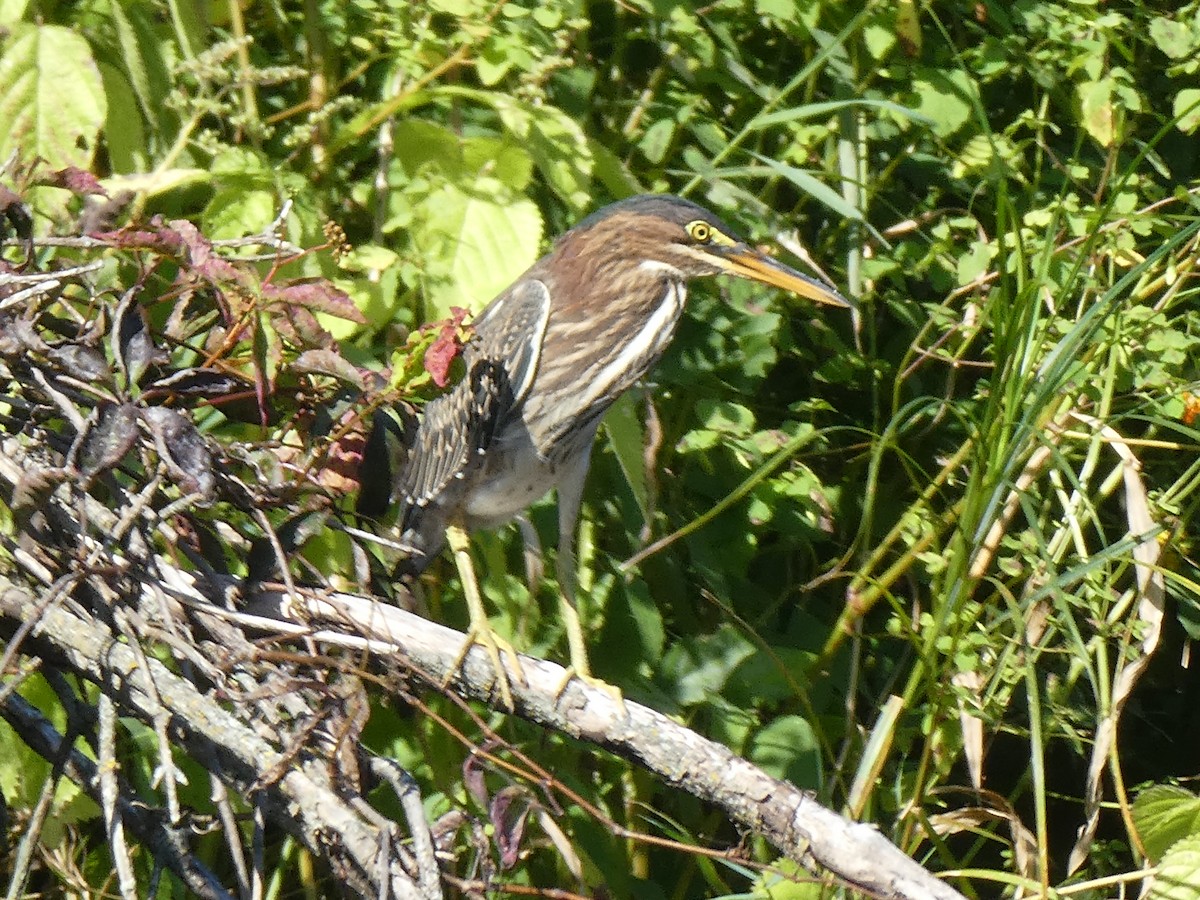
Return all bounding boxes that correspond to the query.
[753,859,825,899]
[1150,16,1195,59]
[589,138,642,196]
[498,100,593,212]
[461,137,533,190]
[911,70,974,138]
[603,392,650,519]
[1079,78,1116,147]
[415,178,542,320]
[166,0,205,58]
[340,244,399,273]
[0,24,106,170]
[956,239,997,286]
[0,0,28,26]
[661,624,757,705]
[441,88,593,212]
[1174,89,1200,134]
[638,118,675,165]
[203,188,277,240]
[726,646,815,706]
[107,0,163,128]
[1134,785,1200,863]
[748,714,822,789]
[475,44,515,86]
[97,62,145,173]
[598,578,666,673]
[863,20,897,61]
[392,120,466,178]
[1150,835,1200,900]
[335,270,401,335]
[698,399,756,436]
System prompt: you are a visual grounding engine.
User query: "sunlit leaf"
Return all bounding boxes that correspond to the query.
[1134,785,1200,863]
[0,24,106,169]
[415,178,542,321]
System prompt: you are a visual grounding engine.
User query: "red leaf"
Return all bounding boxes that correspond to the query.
[422,307,472,388]
[262,280,366,323]
[424,323,463,388]
[90,217,185,253]
[41,166,109,197]
[171,219,242,282]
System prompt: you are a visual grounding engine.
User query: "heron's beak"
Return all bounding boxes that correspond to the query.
[716,245,852,308]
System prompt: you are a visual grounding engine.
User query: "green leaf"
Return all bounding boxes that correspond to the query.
[415,178,543,320]
[203,188,277,240]
[638,119,675,165]
[747,715,822,789]
[1150,834,1200,900]
[598,578,666,673]
[426,0,474,13]
[500,101,593,212]
[697,399,756,436]
[1173,89,1200,134]
[603,393,650,519]
[392,120,465,177]
[661,625,757,706]
[340,244,399,273]
[1134,785,1200,863]
[97,62,145,173]
[0,24,107,170]
[1078,78,1116,147]
[461,137,533,190]
[863,20,897,61]
[747,98,931,130]
[752,858,825,899]
[588,138,643,196]
[107,0,158,127]
[956,239,996,286]
[1150,17,1195,59]
[0,0,29,26]
[443,88,593,212]
[729,156,866,224]
[911,70,974,138]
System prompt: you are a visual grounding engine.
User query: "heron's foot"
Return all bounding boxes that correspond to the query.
[552,667,626,716]
[444,627,527,711]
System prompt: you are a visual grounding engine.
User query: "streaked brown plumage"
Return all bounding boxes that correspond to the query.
[394,194,849,706]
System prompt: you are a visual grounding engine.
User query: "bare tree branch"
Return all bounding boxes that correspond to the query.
[246,588,968,900]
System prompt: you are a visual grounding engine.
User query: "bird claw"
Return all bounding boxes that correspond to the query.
[445,627,527,711]
[553,667,627,717]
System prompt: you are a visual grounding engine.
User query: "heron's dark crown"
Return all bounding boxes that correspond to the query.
[572,194,734,235]
[548,194,743,282]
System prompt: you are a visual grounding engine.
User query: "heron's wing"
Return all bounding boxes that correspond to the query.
[396,279,551,512]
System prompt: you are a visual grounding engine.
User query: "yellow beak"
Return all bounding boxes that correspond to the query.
[716,245,852,308]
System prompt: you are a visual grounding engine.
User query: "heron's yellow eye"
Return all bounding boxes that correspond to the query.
[686,221,713,242]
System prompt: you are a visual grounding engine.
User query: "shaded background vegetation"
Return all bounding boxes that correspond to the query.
[2,0,1200,896]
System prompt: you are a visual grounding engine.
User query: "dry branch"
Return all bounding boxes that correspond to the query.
[247,587,970,900]
[0,221,965,900]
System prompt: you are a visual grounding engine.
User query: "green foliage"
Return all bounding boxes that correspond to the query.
[5,0,1200,896]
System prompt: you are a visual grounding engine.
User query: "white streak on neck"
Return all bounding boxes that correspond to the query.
[639,259,686,278]
[578,279,686,412]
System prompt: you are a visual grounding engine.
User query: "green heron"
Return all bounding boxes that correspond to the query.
[395,194,850,708]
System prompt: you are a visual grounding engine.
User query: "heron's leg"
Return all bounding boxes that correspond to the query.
[552,452,624,711]
[515,514,544,591]
[444,523,526,710]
